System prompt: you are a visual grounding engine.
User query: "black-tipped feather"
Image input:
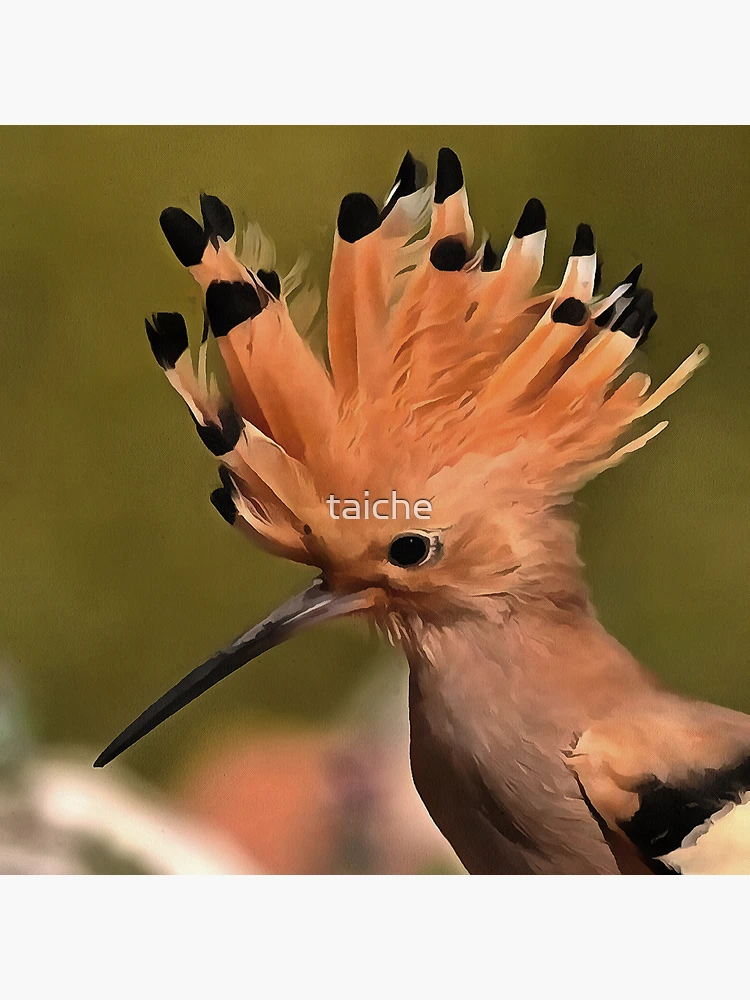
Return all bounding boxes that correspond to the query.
[624,263,643,288]
[200,193,235,244]
[257,269,281,298]
[218,464,234,491]
[434,148,463,204]
[159,207,208,267]
[481,239,499,272]
[210,486,237,525]
[394,151,418,196]
[430,237,467,272]
[640,311,658,343]
[206,280,263,337]
[146,312,189,370]
[614,288,655,339]
[572,223,595,257]
[595,304,616,328]
[381,151,420,220]
[595,265,644,329]
[551,297,588,326]
[192,404,243,457]
[513,198,546,238]
[337,193,381,243]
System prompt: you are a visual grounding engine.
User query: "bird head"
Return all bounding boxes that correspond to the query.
[96,149,707,766]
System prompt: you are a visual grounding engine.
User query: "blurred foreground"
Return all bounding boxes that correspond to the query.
[0,663,460,875]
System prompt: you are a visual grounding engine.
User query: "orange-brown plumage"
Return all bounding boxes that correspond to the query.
[100,149,750,876]
[151,150,705,588]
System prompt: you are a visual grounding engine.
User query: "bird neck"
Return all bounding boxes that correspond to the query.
[387,501,659,737]
[400,592,655,736]
[403,599,654,875]
[393,517,659,875]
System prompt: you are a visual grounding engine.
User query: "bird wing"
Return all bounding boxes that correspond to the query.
[566,696,750,873]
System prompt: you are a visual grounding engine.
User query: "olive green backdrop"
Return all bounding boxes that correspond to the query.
[0,126,747,787]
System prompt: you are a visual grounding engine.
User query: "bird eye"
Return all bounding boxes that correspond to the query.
[388,532,434,568]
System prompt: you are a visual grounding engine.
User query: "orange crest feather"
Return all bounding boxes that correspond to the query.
[147,152,707,569]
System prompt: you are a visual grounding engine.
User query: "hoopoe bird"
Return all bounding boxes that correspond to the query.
[96,148,747,876]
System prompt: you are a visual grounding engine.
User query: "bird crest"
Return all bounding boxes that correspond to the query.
[147,148,707,604]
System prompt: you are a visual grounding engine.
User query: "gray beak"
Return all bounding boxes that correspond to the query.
[94,580,374,768]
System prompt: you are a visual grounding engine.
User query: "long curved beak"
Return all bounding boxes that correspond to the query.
[94,580,374,768]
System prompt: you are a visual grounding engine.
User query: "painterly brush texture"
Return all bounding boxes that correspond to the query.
[150,153,703,595]
[102,148,750,875]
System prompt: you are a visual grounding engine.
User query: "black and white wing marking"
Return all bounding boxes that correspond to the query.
[620,761,750,874]
[566,701,750,874]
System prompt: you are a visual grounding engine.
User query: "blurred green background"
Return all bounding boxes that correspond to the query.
[0,126,748,790]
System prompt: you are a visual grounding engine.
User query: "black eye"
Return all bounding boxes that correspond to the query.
[388,533,430,568]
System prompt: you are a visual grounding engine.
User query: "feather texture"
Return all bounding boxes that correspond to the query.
[148,152,704,565]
